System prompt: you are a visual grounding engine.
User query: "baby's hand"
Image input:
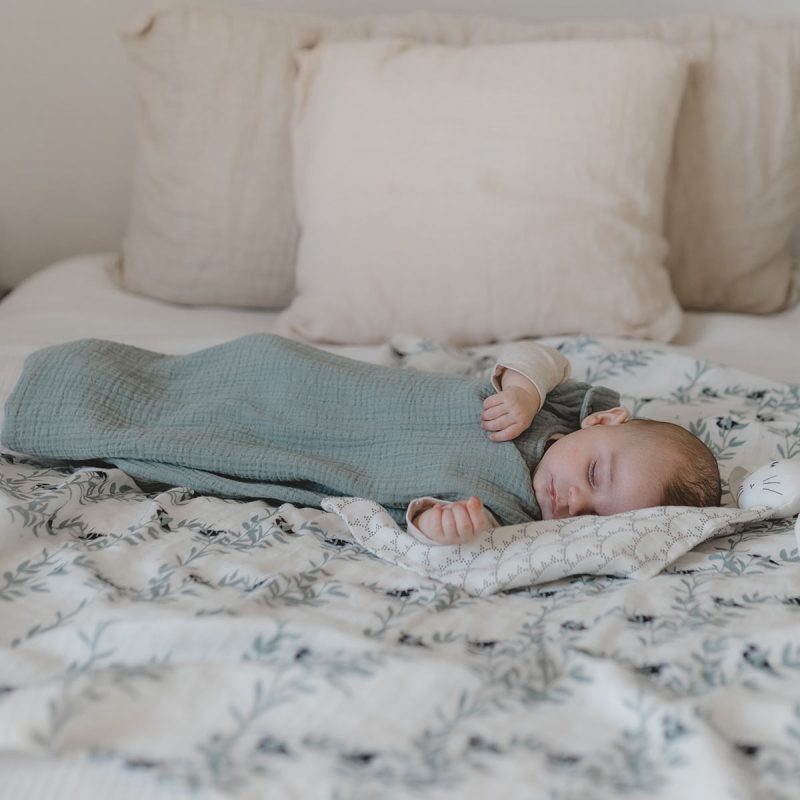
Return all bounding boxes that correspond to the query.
[413,496,494,545]
[481,386,540,442]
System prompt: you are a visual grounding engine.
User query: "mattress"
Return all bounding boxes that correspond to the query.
[1,253,799,800]
[1,255,799,408]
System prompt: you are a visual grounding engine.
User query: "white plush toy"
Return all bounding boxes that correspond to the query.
[729,459,800,519]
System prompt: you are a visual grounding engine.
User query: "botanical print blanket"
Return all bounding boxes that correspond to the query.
[0,336,799,799]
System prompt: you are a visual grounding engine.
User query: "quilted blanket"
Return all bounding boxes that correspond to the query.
[1,335,799,800]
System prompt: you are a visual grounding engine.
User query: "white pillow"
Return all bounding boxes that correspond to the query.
[276,39,687,346]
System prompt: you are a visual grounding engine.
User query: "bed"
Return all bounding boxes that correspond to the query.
[0,6,800,800]
[1,253,799,799]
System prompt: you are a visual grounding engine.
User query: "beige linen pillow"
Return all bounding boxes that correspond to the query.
[121,8,800,313]
[121,8,325,308]
[459,14,800,312]
[274,39,686,345]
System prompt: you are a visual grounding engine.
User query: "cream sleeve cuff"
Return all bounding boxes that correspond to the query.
[405,497,500,544]
[490,341,571,406]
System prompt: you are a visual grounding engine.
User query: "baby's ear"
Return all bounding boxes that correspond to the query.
[581,406,631,429]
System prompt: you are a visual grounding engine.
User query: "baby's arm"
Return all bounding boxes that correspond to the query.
[407,496,497,545]
[405,343,570,544]
[482,342,570,442]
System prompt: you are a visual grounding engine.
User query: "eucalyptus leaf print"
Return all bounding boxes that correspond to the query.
[1,336,799,799]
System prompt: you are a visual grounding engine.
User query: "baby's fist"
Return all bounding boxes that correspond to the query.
[481,386,539,442]
[414,496,493,545]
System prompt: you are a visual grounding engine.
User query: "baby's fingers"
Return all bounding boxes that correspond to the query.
[439,502,481,544]
[466,496,492,532]
[481,403,510,422]
[489,423,524,442]
[439,507,462,544]
[482,413,512,432]
[423,505,444,537]
[449,502,475,540]
[483,394,505,409]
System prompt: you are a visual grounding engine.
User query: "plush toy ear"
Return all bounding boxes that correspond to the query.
[736,459,800,519]
[728,466,750,505]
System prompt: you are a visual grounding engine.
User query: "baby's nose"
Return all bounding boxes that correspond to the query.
[568,486,593,517]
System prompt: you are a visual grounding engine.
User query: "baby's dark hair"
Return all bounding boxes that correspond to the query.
[627,418,721,508]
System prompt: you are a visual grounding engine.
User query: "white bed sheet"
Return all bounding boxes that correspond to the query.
[0,254,392,430]
[674,304,800,384]
[1,253,798,395]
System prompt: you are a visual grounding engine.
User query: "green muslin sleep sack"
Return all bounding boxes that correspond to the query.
[1,334,619,526]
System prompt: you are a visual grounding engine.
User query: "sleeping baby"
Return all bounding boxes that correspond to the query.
[1,334,721,546]
[410,340,721,543]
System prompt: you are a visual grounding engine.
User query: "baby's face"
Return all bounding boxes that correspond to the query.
[532,423,673,520]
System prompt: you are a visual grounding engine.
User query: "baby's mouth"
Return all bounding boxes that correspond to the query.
[548,479,559,516]
[532,471,556,520]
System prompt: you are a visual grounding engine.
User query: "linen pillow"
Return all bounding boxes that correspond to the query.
[119,8,474,309]
[121,9,800,315]
[274,39,686,345]
[120,8,326,308]
[121,7,800,312]
[122,7,800,312]
[119,7,459,309]
[461,14,800,313]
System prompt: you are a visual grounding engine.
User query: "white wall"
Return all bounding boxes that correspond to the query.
[1,0,798,289]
